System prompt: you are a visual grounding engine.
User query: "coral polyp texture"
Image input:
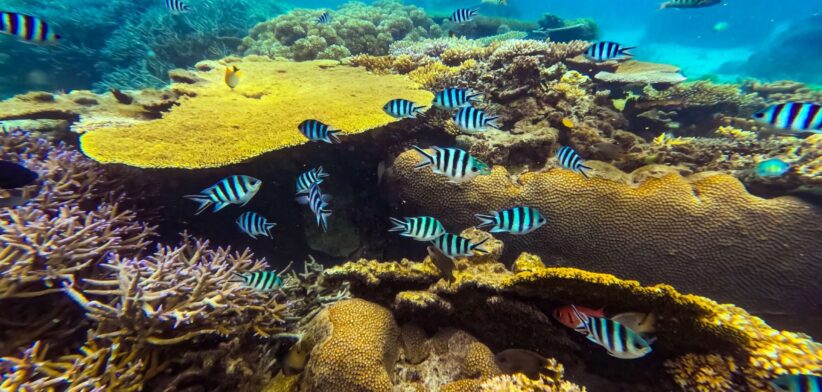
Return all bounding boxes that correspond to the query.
[385,149,822,314]
[323,251,821,391]
[78,57,433,168]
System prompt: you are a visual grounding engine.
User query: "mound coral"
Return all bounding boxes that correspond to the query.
[79,57,433,168]
[384,149,822,315]
[241,1,441,61]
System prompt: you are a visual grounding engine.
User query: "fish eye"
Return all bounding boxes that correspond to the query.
[753,112,764,118]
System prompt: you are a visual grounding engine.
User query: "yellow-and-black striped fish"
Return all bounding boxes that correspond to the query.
[0,12,60,44]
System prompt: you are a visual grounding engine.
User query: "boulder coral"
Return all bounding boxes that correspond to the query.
[385,149,822,315]
[78,57,433,168]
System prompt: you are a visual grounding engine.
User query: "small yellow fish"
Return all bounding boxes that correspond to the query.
[224,65,241,90]
[561,117,575,129]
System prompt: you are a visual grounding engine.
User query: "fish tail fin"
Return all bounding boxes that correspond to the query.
[231,272,246,281]
[471,8,480,15]
[474,213,497,229]
[414,105,428,116]
[326,130,342,144]
[658,2,668,10]
[486,116,501,129]
[265,223,277,238]
[319,209,332,232]
[620,46,636,56]
[388,217,407,232]
[467,92,483,103]
[471,237,490,254]
[579,165,592,179]
[412,145,434,170]
[295,195,310,205]
[317,166,329,179]
[184,195,213,215]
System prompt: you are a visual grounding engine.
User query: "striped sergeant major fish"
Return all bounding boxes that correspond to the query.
[383,99,426,119]
[752,102,822,133]
[296,166,329,194]
[411,146,491,184]
[316,11,332,25]
[433,88,482,109]
[475,206,547,235]
[389,216,446,241]
[233,271,283,291]
[556,146,591,178]
[0,12,60,44]
[449,8,479,23]
[185,175,262,215]
[660,0,721,9]
[584,41,634,62]
[453,107,499,132]
[770,374,821,392]
[431,233,489,259]
[570,306,653,360]
[236,211,277,239]
[298,119,342,144]
[296,182,332,232]
[164,0,191,14]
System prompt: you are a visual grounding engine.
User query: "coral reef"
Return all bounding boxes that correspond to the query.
[736,15,822,85]
[241,1,441,61]
[78,57,433,168]
[533,13,599,43]
[385,149,822,315]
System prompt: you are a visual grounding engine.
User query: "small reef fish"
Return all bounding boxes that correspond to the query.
[752,102,822,133]
[236,211,277,240]
[770,374,821,392]
[411,146,491,184]
[224,65,241,90]
[184,175,262,215]
[610,312,657,335]
[164,0,191,14]
[556,146,592,178]
[389,216,446,241]
[453,107,499,132]
[659,0,721,9]
[571,306,653,359]
[0,12,60,44]
[584,41,635,62]
[296,166,329,194]
[296,182,332,232]
[384,99,426,118]
[426,245,455,282]
[431,233,489,259]
[234,271,283,291]
[449,8,478,23]
[494,349,550,380]
[298,119,342,144]
[475,206,547,235]
[316,11,332,25]
[0,160,38,189]
[561,117,575,129]
[756,158,791,178]
[433,87,482,109]
[553,305,605,334]
[712,21,730,32]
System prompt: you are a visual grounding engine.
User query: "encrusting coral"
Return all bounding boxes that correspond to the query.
[385,149,822,315]
[79,57,433,168]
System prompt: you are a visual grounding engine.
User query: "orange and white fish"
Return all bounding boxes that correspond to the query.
[553,305,604,333]
[224,65,241,90]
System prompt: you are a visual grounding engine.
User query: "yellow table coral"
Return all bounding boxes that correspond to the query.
[79,58,433,169]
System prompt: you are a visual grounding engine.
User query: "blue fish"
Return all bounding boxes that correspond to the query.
[556,146,591,178]
[316,11,332,25]
[296,182,332,232]
[752,102,822,133]
[449,8,478,23]
[433,88,482,109]
[453,107,499,132]
[412,146,491,184]
[233,271,283,291]
[185,175,262,215]
[571,306,653,359]
[236,211,276,239]
[389,216,446,241]
[384,99,426,118]
[0,11,60,44]
[585,41,634,62]
[431,233,488,259]
[164,0,191,14]
[756,158,791,178]
[296,166,329,194]
[770,374,821,392]
[475,206,547,235]
[298,119,341,144]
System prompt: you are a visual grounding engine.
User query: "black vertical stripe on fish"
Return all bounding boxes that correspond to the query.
[316,12,332,24]
[557,146,591,178]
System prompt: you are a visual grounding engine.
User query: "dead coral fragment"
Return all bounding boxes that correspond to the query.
[479,358,584,392]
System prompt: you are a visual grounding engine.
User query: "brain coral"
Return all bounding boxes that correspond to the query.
[79,57,432,168]
[385,150,822,314]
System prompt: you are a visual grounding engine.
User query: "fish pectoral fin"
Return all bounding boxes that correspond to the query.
[212,202,230,212]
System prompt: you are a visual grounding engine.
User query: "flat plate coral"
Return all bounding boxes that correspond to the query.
[79,58,433,169]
